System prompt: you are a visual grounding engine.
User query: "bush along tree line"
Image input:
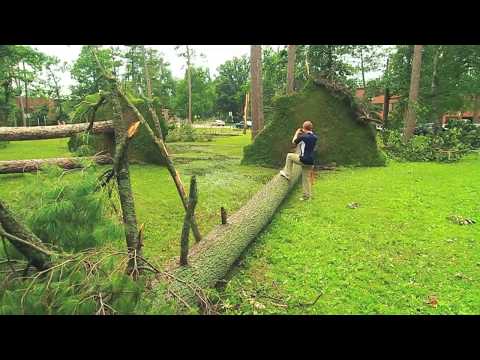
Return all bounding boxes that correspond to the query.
[373,45,480,162]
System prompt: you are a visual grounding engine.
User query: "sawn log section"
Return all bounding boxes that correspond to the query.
[148,165,303,309]
[0,121,113,141]
[0,155,112,174]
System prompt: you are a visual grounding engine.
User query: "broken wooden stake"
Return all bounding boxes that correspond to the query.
[221,207,227,225]
[180,176,198,266]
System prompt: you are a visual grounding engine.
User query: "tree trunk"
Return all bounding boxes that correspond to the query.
[179,176,198,266]
[243,92,249,135]
[142,47,164,140]
[326,45,334,79]
[287,45,296,94]
[305,48,311,77]
[383,87,390,127]
[431,46,441,127]
[154,166,303,308]
[250,45,264,139]
[360,47,366,89]
[0,155,112,174]
[22,61,29,127]
[383,57,390,128]
[0,121,113,141]
[403,45,423,141]
[0,199,52,271]
[472,95,479,123]
[187,46,192,125]
[110,92,141,272]
[115,84,203,243]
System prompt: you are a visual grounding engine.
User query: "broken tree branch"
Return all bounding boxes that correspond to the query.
[180,176,198,266]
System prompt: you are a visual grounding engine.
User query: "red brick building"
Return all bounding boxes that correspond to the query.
[355,88,479,125]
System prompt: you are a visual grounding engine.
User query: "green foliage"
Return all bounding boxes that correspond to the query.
[166,123,212,143]
[67,132,98,156]
[386,45,480,124]
[214,55,250,119]
[0,249,146,315]
[173,66,216,119]
[70,46,121,102]
[23,166,124,252]
[382,127,475,162]
[0,141,8,149]
[243,81,386,167]
[0,45,49,125]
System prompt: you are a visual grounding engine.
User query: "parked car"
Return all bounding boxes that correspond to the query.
[213,120,226,126]
[414,123,437,135]
[234,121,252,129]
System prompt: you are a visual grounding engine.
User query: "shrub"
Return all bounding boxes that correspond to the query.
[166,123,212,143]
[382,128,473,163]
[23,165,124,252]
[68,132,98,156]
[0,249,146,315]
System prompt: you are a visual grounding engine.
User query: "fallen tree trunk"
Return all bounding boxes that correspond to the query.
[0,200,52,271]
[0,155,112,174]
[148,165,302,309]
[0,121,113,141]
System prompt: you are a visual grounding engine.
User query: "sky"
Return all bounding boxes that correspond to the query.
[31,45,389,94]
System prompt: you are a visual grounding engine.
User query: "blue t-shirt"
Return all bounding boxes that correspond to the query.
[294,132,317,165]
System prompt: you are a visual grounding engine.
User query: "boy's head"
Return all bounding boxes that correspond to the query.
[302,121,313,132]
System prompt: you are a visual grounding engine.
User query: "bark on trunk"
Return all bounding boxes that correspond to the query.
[473,95,479,123]
[287,45,296,94]
[22,61,29,127]
[0,155,112,174]
[0,199,52,271]
[360,48,366,89]
[403,45,423,141]
[142,47,164,140]
[243,92,249,135]
[187,46,192,125]
[383,88,390,127]
[155,165,303,308]
[110,92,141,268]
[115,83,203,243]
[179,176,198,266]
[431,46,441,126]
[250,45,264,139]
[0,121,113,141]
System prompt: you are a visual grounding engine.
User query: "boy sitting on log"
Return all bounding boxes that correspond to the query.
[280,121,317,201]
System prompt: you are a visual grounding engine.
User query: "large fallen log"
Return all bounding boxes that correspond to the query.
[147,164,302,310]
[0,155,112,174]
[0,199,53,271]
[0,121,113,141]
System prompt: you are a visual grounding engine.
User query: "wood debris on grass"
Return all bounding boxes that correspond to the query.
[347,202,360,209]
[447,215,476,225]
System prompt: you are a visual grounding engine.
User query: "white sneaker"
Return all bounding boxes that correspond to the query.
[279,170,290,180]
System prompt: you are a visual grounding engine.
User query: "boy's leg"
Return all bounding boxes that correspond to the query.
[301,166,311,198]
[283,153,302,177]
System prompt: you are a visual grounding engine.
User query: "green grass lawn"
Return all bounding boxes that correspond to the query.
[0,133,276,266]
[0,138,71,160]
[2,135,480,315]
[218,153,480,315]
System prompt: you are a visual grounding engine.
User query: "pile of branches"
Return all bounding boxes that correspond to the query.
[0,244,160,314]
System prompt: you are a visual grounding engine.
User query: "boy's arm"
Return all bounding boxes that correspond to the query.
[292,129,303,144]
